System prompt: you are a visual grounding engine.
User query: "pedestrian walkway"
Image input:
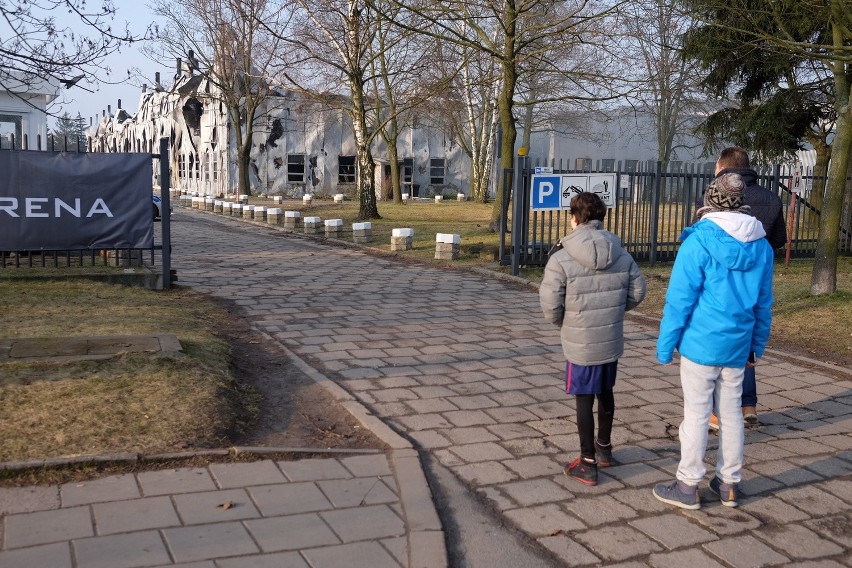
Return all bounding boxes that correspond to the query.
[0,451,444,568]
[3,206,850,567]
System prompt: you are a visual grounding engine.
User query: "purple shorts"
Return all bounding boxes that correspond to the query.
[566,360,618,395]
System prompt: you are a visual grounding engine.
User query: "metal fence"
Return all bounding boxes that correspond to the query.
[0,133,87,152]
[500,156,852,273]
[0,137,172,288]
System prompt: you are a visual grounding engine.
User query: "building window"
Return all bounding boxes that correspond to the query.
[399,158,413,192]
[177,154,185,179]
[212,159,219,182]
[339,156,356,184]
[430,158,445,185]
[287,154,305,183]
[194,154,200,179]
[188,154,195,179]
[0,114,22,149]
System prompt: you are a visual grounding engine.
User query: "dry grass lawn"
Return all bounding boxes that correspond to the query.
[0,279,255,463]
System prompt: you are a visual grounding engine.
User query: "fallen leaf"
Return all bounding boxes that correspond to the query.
[217,501,235,510]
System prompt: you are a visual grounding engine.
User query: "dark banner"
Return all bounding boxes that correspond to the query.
[0,151,153,250]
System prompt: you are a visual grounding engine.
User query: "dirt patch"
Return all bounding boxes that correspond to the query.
[209,294,386,452]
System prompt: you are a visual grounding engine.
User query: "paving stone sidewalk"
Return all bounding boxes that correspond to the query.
[169,208,852,567]
[9,207,847,568]
[0,451,444,568]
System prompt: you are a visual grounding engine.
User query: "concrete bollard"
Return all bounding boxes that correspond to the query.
[214,200,223,214]
[283,211,302,232]
[402,193,410,203]
[391,228,414,251]
[435,232,460,260]
[267,208,283,224]
[334,193,345,204]
[204,198,215,211]
[304,216,322,234]
[253,206,267,222]
[242,205,255,220]
[434,195,443,203]
[303,194,313,205]
[231,203,243,217]
[352,222,372,244]
[222,202,232,216]
[191,197,201,209]
[180,195,192,208]
[325,218,344,239]
[239,194,249,205]
[273,195,284,204]
[457,193,466,202]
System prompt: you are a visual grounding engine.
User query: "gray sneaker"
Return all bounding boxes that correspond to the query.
[653,480,700,510]
[709,476,741,507]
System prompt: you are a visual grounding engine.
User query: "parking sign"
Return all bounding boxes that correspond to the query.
[530,173,615,210]
[530,175,562,210]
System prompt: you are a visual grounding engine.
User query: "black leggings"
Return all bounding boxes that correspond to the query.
[575,390,614,461]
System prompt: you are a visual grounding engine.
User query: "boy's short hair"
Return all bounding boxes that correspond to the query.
[717,147,750,169]
[570,192,607,224]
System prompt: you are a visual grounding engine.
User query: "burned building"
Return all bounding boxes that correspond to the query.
[87,59,471,199]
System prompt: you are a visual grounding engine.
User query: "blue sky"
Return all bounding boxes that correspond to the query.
[50,3,170,129]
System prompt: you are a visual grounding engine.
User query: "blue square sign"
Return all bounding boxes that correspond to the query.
[530,175,562,210]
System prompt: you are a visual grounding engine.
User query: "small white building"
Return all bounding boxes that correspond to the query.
[0,73,59,150]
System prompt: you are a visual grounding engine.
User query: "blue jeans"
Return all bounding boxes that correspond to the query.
[742,354,757,407]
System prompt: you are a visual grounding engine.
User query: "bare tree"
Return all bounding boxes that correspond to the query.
[268,0,393,219]
[426,35,501,203]
[150,0,290,195]
[367,2,449,204]
[617,0,708,164]
[380,0,625,230]
[0,1,142,112]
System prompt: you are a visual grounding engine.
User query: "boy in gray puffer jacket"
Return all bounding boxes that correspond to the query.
[539,192,646,485]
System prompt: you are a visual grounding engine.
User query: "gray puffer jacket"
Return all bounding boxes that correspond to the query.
[539,220,647,365]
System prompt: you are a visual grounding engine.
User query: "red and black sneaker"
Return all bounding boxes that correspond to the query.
[565,457,598,486]
[594,439,614,467]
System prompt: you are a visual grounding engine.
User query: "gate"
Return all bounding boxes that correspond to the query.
[500,155,852,275]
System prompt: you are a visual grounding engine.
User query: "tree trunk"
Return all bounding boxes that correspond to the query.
[811,102,851,295]
[351,85,380,219]
[809,135,831,213]
[388,143,402,203]
[229,106,252,195]
[489,53,518,231]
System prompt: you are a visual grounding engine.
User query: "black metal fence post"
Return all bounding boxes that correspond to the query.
[159,138,172,289]
[510,154,527,276]
[649,161,662,265]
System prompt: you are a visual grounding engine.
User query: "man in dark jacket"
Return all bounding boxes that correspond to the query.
[696,147,787,427]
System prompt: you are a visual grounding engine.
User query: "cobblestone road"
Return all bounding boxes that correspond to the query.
[173,207,852,567]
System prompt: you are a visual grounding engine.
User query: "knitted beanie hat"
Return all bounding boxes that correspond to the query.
[695,172,751,219]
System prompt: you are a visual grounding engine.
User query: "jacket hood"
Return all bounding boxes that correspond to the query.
[680,213,766,271]
[559,220,618,270]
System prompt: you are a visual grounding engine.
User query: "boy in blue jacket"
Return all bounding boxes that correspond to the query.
[654,173,774,509]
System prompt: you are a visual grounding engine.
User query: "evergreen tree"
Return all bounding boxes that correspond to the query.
[51,113,88,152]
[677,0,849,296]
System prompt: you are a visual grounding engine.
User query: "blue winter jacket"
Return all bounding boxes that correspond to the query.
[656,212,774,367]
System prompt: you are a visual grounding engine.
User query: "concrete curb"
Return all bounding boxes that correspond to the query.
[0,446,384,472]
[252,328,448,568]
